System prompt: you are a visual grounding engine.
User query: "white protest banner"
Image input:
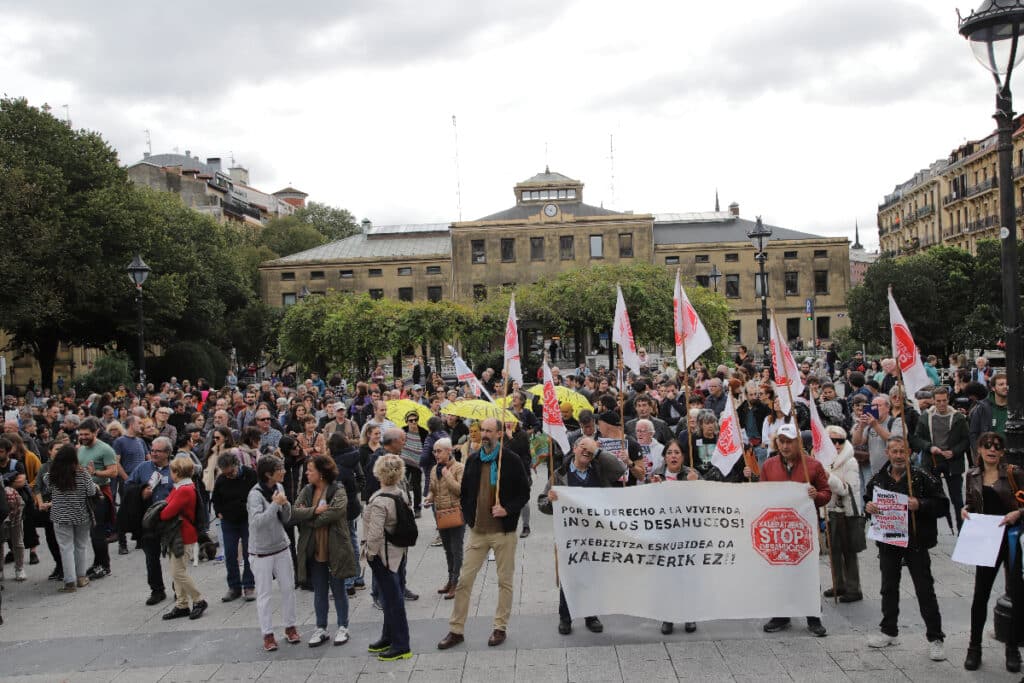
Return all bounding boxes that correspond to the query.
[866,488,909,548]
[952,513,1005,567]
[552,481,821,623]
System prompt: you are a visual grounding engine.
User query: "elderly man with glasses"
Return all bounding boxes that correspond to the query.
[254,409,282,455]
[126,436,175,606]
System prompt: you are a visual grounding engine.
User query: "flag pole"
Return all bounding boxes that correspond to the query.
[496,362,509,506]
[888,285,918,538]
[548,432,560,589]
[617,345,627,458]
[771,308,812,484]
[680,335,695,471]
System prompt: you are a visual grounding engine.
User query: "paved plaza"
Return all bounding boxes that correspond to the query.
[0,477,1017,682]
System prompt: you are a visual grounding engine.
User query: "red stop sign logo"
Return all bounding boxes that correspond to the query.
[751,508,814,566]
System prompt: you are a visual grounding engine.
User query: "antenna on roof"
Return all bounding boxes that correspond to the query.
[452,115,462,221]
[609,133,616,208]
[715,188,720,212]
[144,129,152,156]
[230,151,236,166]
[62,104,71,127]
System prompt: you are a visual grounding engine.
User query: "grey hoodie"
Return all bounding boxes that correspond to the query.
[246,483,292,556]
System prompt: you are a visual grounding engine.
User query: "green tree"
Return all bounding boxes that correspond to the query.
[293,201,359,241]
[259,215,327,257]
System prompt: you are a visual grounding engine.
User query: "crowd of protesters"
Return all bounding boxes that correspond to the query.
[0,344,1013,670]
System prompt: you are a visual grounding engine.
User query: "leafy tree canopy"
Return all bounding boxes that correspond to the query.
[292,201,359,241]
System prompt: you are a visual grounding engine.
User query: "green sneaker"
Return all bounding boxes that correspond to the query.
[377,648,412,661]
[367,638,391,653]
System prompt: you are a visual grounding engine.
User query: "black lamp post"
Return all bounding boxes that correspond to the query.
[298,285,310,301]
[960,0,1024,645]
[747,216,773,370]
[126,254,151,388]
[708,264,723,292]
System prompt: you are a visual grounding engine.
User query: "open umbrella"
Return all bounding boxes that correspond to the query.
[441,399,518,424]
[386,399,432,426]
[526,384,593,419]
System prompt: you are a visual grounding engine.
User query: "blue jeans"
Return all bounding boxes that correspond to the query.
[345,520,364,589]
[372,553,406,599]
[310,559,349,629]
[369,556,409,651]
[221,520,254,590]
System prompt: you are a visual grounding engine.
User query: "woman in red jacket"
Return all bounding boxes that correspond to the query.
[160,456,208,620]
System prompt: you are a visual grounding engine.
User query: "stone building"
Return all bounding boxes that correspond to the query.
[259,170,851,354]
[877,114,1024,256]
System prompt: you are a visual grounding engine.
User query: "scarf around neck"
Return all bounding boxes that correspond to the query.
[479,442,500,486]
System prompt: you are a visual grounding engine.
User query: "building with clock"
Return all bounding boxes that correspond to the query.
[259,169,851,354]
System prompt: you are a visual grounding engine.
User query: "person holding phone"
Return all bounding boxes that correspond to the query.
[851,395,902,494]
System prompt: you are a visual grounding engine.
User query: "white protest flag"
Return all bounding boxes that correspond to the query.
[447,345,493,402]
[613,285,641,375]
[541,361,571,455]
[674,270,712,370]
[504,294,523,386]
[807,398,837,470]
[769,313,805,416]
[711,392,743,477]
[888,287,931,402]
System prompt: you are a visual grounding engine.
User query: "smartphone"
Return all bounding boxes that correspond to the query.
[863,406,879,420]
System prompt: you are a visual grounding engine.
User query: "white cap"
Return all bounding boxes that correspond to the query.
[777,423,799,440]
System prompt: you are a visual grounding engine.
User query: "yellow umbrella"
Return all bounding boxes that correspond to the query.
[441,399,518,424]
[386,399,432,426]
[525,384,593,419]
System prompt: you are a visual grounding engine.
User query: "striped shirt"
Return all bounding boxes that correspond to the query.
[44,470,98,526]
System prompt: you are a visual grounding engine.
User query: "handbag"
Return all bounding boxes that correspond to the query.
[435,505,464,530]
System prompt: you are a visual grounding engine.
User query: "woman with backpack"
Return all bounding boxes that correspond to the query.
[291,455,357,647]
[44,444,96,593]
[362,453,413,661]
[158,456,208,621]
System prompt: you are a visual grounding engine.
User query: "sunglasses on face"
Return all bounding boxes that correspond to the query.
[257,417,271,422]
[981,442,1005,450]
[830,438,845,445]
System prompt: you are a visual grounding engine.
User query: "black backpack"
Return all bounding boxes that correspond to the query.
[378,492,418,548]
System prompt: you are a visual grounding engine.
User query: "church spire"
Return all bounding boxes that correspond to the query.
[852,220,863,250]
[715,188,720,212]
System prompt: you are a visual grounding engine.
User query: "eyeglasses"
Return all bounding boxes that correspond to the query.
[981,442,1005,451]
[256,417,271,422]
[830,438,845,445]
[407,418,419,422]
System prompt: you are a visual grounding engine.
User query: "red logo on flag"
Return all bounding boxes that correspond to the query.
[751,508,814,566]
[542,383,560,426]
[718,414,739,455]
[893,323,916,372]
[811,420,824,453]
[505,320,519,360]
[769,339,790,386]
[686,302,698,333]
[673,298,683,346]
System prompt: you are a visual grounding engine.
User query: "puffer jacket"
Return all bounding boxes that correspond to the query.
[428,460,464,513]
[826,441,862,517]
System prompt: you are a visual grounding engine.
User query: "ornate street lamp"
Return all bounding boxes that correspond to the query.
[746,216,773,370]
[708,264,723,293]
[126,254,151,388]
[959,0,1024,644]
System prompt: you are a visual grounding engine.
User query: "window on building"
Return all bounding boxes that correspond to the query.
[473,284,487,301]
[695,254,709,263]
[619,233,634,258]
[281,272,295,281]
[530,237,545,261]
[369,268,382,277]
[729,320,741,343]
[814,249,827,258]
[398,267,412,276]
[724,253,738,262]
[665,256,680,265]
[813,270,829,294]
[398,287,413,302]
[501,282,516,290]
[696,275,710,288]
[784,271,798,296]
[816,316,830,339]
[471,239,486,264]
[500,238,516,262]
[784,250,798,259]
[427,286,442,303]
[340,269,354,279]
[560,236,574,260]
[786,317,801,341]
[725,274,740,298]
[310,291,325,297]
[310,270,325,279]
[754,272,770,297]
[590,235,604,259]
[369,289,384,300]
[756,319,767,343]
[282,293,297,306]
[426,265,442,275]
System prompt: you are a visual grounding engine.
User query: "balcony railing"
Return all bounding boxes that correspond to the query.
[916,205,934,219]
[964,177,998,199]
[965,215,999,234]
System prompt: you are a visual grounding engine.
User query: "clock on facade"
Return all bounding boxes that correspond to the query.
[543,203,558,217]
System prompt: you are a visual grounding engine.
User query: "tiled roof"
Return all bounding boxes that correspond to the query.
[475,202,621,222]
[519,170,578,184]
[264,232,451,265]
[653,214,827,245]
[134,153,219,175]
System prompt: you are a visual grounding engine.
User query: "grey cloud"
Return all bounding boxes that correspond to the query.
[595,0,974,109]
[1,0,565,101]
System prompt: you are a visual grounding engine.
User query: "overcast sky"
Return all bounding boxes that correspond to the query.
[0,0,1003,250]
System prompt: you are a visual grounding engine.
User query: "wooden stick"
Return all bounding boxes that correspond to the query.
[495,362,509,506]
[680,337,696,471]
[617,347,627,468]
[893,375,919,538]
[548,433,560,589]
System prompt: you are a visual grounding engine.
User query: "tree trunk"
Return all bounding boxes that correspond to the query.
[34,333,60,392]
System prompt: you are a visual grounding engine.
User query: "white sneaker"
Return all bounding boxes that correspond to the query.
[14,568,26,582]
[487,549,495,561]
[867,633,897,648]
[307,627,329,647]
[333,626,349,646]
[929,640,946,661]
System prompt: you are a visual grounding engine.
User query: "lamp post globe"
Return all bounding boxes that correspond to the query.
[746,216,773,371]
[960,0,1024,645]
[125,254,151,388]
